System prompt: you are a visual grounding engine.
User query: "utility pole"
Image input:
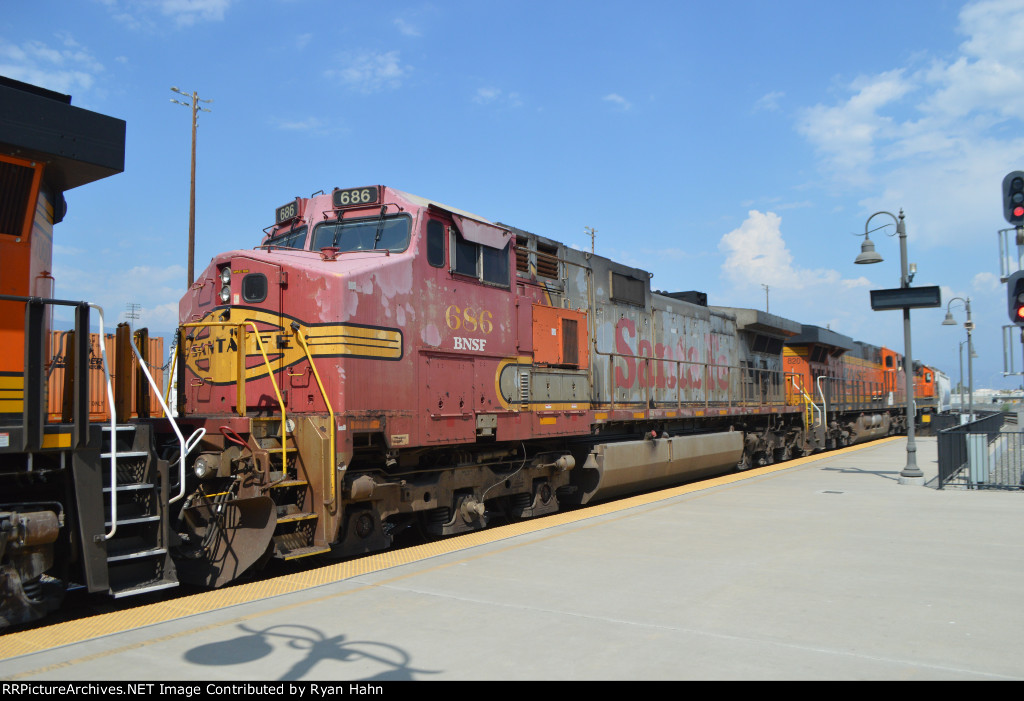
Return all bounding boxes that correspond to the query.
[761,284,770,313]
[170,87,213,288]
[584,227,596,254]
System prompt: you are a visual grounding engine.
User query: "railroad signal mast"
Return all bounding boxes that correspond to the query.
[1001,171,1024,375]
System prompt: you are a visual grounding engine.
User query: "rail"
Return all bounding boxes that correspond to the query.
[180,319,290,483]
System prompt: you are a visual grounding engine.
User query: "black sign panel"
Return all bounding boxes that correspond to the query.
[332,186,380,208]
[870,286,942,311]
[275,199,300,225]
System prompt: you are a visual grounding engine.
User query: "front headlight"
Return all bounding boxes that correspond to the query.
[218,266,231,303]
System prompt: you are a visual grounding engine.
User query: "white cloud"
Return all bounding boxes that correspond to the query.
[797,70,913,187]
[474,87,501,104]
[473,87,522,108]
[274,116,327,132]
[100,0,233,29]
[719,210,843,290]
[973,270,1002,292]
[394,17,421,37]
[795,0,1024,249]
[51,262,186,332]
[754,90,784,112]
[0,36,102,96]
[603,93,632,111]
[325,51,408,93]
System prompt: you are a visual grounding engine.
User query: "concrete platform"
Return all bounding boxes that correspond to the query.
[0,436,1022,681]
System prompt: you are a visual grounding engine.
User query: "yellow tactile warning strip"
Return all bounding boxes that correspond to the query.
[0,437,900,661]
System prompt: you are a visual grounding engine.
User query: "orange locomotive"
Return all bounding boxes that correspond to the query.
[0,78,173,629]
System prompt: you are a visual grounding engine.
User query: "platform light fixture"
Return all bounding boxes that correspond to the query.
[853,209,924,485]
[942,297,974,419]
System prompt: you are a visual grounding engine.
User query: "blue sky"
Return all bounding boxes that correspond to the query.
[4,0,1024,392]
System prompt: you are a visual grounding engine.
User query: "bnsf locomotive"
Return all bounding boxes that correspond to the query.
[170,184,942,584]
[1,77,947,630]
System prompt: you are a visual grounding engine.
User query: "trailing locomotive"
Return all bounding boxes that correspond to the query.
[0,78,174,629]
[0,80,947,630]
[170,184,930,586]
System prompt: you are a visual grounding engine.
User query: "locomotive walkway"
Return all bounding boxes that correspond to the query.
[0,435,1022,681]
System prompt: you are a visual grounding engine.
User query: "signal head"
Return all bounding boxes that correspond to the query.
[1003,171,1024,225]
[1008,270,1024,326]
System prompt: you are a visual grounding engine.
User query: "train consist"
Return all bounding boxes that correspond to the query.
[1,79,948,630]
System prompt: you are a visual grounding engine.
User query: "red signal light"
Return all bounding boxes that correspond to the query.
[1017,306,1024,320]
[1015,206,1024,218]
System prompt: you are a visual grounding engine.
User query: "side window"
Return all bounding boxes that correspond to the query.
[453,226,478,277]
[449,224,511,287]
[481,242,510,285]
[427,220,445,267]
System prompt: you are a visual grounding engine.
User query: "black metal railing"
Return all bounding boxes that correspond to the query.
[0,294,92,451]
[937,412,1021,489]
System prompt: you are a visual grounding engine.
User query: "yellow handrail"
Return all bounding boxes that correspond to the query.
[789,375,820,428]
[292,327,337,508]
[180,320,289,480]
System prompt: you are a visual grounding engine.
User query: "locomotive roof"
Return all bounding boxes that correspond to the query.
[712,307,802,338]
[0,76,125,192]
[390,188,495,226]
[787,325,854,351]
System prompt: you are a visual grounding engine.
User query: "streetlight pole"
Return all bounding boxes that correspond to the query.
[958,341,966,409]
[943,297,975,419]
[854,209,923,485]
[170,87,213,288]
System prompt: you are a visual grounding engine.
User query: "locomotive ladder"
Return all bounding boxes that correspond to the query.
[74,311,195,600]
[98,423,179,598]
[254,418,332,561]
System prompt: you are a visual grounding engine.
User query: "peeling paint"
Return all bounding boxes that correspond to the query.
[422,323,442,347]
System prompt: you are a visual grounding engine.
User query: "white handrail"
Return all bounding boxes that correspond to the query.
[89,304,118,541]
[815,375,829,430]
[128,333,204,504]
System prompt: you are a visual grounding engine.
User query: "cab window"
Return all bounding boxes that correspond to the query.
[311,215,411,253]
[265,226,307,249]
[427,220,445,267]
[451,224,510,287]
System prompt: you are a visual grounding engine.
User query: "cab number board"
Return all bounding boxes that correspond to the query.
[333,186,380,208]
[275,200,299,225]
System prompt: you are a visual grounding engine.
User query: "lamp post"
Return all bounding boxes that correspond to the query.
[957,341,967,408]
[170,87,213,288]
[854,209,924,485]
[943,298,975,419]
